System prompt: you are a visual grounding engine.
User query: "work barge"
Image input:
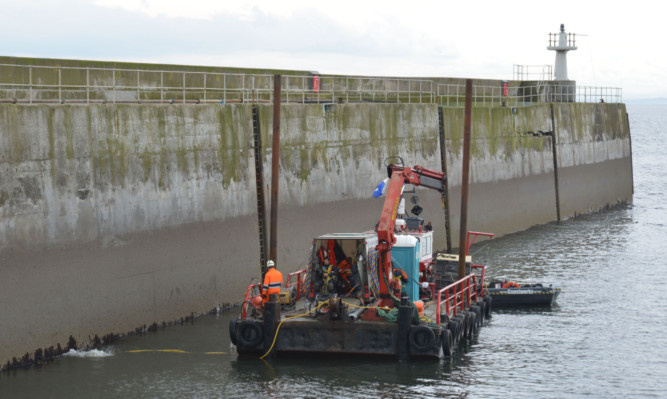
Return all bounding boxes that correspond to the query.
[230,232,493,360]
[229,161,495,360]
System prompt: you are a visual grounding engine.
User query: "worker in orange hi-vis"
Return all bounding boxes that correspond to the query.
[262,260,283,305]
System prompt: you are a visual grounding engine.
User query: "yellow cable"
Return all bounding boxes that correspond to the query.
[126,349,227,355]
[342,301,390,311]
[127,349,188,354]
[259,299,330,360]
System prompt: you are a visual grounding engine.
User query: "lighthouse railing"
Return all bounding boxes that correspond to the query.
[0,62,622,106]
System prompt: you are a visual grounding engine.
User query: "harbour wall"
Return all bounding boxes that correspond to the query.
[0,101,632,367]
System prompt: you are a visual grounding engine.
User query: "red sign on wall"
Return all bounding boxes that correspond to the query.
[313,75,320,93]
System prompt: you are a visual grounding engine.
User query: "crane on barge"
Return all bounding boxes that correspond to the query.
[229,161,491,360]
[372,162,447,310]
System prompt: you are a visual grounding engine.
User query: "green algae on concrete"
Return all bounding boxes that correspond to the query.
[1,100,631,253]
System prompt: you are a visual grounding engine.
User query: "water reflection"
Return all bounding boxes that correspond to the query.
[230,350,480,399]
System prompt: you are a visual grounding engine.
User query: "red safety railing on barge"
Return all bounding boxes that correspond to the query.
[241,283,261,319]
[472,264,486,292]
[466,231,494,256]
[285,268,307,301]
[435,264,487,325]
[434,231,493,325]
[241,268,307,319]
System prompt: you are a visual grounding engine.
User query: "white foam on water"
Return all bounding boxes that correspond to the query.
[63,348,114,358]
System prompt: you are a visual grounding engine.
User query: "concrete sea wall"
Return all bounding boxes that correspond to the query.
[0,101,632,367]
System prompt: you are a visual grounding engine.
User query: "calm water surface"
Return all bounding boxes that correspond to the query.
[1,104,666,398]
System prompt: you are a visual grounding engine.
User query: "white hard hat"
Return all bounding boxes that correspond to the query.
[267,260,275,268]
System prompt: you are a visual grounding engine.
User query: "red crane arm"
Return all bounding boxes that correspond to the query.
[374,165,446,306]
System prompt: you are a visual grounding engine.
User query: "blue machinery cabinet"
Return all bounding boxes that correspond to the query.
[393,235,420,302]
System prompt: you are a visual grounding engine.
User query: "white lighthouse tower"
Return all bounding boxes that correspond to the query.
[547,24,577,80]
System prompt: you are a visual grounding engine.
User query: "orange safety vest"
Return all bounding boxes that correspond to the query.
[263,268,283,299]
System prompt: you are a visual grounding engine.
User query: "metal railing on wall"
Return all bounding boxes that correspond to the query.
[513,64,553,81]
[0,63,622,106]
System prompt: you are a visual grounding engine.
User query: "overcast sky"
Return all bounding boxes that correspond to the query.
[2,0,663,100]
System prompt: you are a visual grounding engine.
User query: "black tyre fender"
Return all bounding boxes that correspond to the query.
[442,328,453,356]
[229,318,238,346]
[453,314,465,342]
[466,311,476,336]
[458,312,470,338]
[470,306,482,329]
[409,325,436,351]
[484,296,493,318]
[447,320,459,346]
[478,301,487,323]
[237,320,264,347]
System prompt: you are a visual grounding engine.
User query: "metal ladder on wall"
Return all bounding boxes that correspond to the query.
[252,105,268,269]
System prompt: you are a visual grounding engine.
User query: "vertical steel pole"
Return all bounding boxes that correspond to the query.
[550,104,561,221]
[458,79,473,280]
[269,75,281,265]
[437,107,452,253]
